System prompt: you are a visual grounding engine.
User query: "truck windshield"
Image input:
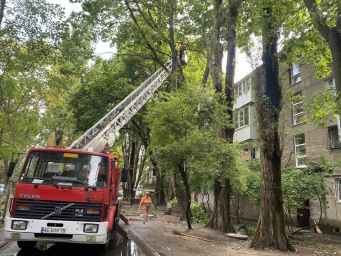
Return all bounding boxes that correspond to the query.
[19,151,108,189]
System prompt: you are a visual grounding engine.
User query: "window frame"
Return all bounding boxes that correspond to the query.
[325,78,337,97]
[290,63,302,86]
[234,106,250,130]
[336,179,341,203]
[294,133,307,168]
[234,78,251,99]
[328,125,341,150]
[292,92,304,125]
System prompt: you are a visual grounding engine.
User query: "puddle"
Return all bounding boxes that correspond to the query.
[107,240,147,256]
[9,240,147,256]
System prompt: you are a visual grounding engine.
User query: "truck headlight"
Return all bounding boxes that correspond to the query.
[84,224,98,233]
[12,221,27,230]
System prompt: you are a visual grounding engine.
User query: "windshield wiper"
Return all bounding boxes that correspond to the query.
[23,177,59,188]
[71,180,97,191]
[51,178,97,191]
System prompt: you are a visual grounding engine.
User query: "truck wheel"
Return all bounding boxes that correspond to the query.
[102,230,119,252]
[17,241,37,250]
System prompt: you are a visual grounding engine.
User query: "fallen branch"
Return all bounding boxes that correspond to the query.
[127,217,143,221]
[171,230,209,242]
[292,224,318,235]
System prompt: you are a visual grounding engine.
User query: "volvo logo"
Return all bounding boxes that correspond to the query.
[20,194,40,199]
[55,207,62,215]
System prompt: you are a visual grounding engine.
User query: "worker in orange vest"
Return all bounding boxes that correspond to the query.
[138,191,155,228]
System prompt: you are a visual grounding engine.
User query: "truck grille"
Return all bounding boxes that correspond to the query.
[14,200,102,222]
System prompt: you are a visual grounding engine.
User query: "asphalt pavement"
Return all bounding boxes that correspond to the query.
[0,238,141,256]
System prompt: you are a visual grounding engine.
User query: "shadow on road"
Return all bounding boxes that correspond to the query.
[8,239,147,256]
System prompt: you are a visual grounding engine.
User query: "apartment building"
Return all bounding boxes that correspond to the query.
[233,61,341,232]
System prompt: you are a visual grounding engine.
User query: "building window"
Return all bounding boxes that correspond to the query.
[234,78,251,98]
[234,106,250,129]
[336,179,341,202]
[328,126,341,149]
[294,133,307,167]
[325,78,337,97]
[293,92,303,125]
[290,63,302,85]
[251,148,256,159]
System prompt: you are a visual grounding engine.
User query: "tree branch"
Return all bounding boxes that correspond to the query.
[125,0,169,73]
[132,0,157,29]
[303,0,331,39]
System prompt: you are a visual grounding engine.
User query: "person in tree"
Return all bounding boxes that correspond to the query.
[138,191,155,228]
[179,42,186,61]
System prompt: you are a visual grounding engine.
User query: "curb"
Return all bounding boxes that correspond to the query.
[128,229,160,256]
[0,227,10,249]
[0,240,9,249]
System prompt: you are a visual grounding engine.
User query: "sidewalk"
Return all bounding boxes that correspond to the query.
[0,228,9,248]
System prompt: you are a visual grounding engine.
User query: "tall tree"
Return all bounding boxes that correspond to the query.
[0,0,64,171]
[249,2,294,251]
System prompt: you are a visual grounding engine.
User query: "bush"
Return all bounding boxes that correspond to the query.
[190,202,208,225]
[170,197,178,208]
[239,226,256,236]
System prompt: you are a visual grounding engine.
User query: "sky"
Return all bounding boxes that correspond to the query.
[47,0,253,82]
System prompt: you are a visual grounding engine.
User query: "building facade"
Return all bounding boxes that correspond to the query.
[232,61,341,232]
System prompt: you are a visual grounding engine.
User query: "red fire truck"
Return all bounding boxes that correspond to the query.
[4,147,127,250]
[3,62,171,250]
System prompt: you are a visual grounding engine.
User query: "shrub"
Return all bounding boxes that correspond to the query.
[190,202,208,225]
[239,226,256,236]
[170,197,178,208]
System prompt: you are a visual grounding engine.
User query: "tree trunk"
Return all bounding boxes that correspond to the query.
[128,141,136,199]
[205,0,225,231]
[135,150,146,189]
[0,0,6,28]
[178,163,192,229]
[131,142,141,197]
[205,179,220,229]
[220,178,234,232]
[208,0,223,93]
[225,0,242,141]
[150,154,165,205]
[55,128,63,146]
[202,59,210,86]
[206,0,241,234]
[169,0,177,92]
[250,6,294,252]
[165,171,176,215]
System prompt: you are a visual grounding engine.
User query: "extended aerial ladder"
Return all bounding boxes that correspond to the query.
[68,63,172,152]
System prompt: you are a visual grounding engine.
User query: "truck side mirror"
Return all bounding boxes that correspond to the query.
[7,161,16,178]
[121,168,128,183]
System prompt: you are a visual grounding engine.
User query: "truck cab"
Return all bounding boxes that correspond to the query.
[4,147,124,250]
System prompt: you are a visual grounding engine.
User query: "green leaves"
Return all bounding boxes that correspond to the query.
[147,85,249,193]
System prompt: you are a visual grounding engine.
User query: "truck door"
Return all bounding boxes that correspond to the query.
[109,160,115,204]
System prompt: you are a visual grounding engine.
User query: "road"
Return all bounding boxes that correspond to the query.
[0,239,139,256]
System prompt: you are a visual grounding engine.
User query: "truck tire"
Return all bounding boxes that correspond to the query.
[17,241,37,250]
[101,230,120,252]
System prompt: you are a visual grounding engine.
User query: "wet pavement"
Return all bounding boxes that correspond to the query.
[0,240,147,256]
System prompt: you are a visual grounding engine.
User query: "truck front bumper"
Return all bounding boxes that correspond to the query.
[4,218,109,244]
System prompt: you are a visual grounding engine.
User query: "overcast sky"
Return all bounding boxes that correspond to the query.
[47,0,253,82]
